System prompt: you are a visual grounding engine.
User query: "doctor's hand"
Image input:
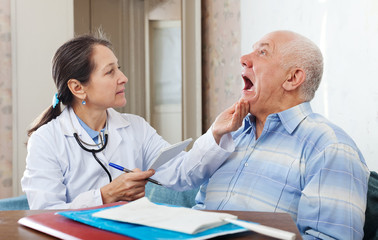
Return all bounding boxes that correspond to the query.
[100,168,155,204]
[212,99,249,144]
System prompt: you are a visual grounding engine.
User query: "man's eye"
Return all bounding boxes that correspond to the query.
[106,69,114,75]
[260,50,267,56]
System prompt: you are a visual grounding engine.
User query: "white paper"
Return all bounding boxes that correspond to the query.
[92,197,237,235]
[148,138,193,170]
[224,218,296,240]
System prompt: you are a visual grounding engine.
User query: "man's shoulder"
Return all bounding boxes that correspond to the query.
[302,112,358,150]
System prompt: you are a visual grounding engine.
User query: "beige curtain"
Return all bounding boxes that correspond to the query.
[202,0,242,132]
[0,0,13,198]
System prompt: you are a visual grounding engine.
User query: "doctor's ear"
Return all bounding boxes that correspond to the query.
[67,79,86,99]
[282,68,306,91]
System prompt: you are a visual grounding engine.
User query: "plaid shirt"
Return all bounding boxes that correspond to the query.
[194,102,369,240]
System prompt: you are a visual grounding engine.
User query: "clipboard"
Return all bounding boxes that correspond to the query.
[148,138,193,170]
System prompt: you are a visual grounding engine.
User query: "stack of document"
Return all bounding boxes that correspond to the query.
[58,200,247,240]
[93,197,237,235]
[58,198,296,240]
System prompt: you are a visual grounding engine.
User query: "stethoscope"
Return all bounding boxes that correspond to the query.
[70,109,113,183]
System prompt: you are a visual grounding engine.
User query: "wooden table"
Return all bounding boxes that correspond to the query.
[1,208,302,239]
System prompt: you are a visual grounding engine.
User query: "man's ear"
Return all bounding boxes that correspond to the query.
[67,79,86,100]
[282,68,306,91]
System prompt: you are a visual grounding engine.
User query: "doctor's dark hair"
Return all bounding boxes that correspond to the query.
[27,33,112,137]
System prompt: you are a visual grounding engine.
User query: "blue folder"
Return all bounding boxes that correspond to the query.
[58,205,248,240]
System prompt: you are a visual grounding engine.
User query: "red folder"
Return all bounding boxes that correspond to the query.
[18,202,133,240]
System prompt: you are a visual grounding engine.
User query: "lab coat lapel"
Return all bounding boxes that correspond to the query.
[60,107,130,163]
[102,108,130,161]
[60,107,82,137]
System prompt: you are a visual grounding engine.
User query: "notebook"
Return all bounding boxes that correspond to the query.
[93,197,238,234]
[58,199,248,240]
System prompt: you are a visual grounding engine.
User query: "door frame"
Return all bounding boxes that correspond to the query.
[144,0,202,142]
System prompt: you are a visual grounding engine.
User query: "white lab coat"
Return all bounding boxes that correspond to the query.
[21,107,234,209]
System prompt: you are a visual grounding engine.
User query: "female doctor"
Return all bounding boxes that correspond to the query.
[21,33,249,210]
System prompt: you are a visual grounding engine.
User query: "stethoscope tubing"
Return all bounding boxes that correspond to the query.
[73,132,113,182]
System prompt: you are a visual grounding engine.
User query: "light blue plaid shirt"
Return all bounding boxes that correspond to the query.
[194,102,369,240]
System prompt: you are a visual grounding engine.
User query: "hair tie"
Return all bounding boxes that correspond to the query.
[52,93,60,108]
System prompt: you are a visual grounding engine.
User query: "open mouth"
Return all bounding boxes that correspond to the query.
[242,75,254,91]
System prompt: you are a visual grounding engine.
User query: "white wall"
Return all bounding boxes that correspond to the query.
[241,0,378,171]
[12,0,74,195]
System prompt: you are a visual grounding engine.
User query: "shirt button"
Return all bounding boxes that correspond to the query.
[244,163,248,167]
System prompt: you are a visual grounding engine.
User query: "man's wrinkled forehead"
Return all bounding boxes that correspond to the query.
[252,41,272,51]
[252,36,276,53]
[253,32,293,52]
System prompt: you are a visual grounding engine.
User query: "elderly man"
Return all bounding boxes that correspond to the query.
[194,30,369,239]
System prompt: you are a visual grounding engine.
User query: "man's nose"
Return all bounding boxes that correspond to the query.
[240,54,252,68]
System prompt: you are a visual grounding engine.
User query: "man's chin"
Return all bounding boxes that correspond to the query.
[240,91,255,101]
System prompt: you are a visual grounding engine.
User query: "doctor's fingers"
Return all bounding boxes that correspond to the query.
[125,169,155,180]
[116,173,150,190]
[118,185,146,201]
[104,177,147,201]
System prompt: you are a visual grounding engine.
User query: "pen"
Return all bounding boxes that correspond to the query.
[109,162,163,186]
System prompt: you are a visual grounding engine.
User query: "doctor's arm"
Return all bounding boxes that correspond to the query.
[149,99,249,190]
[98,100,249,201]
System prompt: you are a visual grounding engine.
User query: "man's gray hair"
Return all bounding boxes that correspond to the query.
[279,35,324,102]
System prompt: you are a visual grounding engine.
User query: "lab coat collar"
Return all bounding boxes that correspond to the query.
[103,108,131,159]
[59,107,131,161]
[106,108,131,130]
[60,107,130,136]
[60,107,84,137]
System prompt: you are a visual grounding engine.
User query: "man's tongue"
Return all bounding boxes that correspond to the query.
[243,76,254,91]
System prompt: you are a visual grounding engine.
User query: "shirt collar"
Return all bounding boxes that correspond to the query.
[243,102,313,135]
[276,102,313,134]
[76,115,104,140]
[243,114,254,133]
